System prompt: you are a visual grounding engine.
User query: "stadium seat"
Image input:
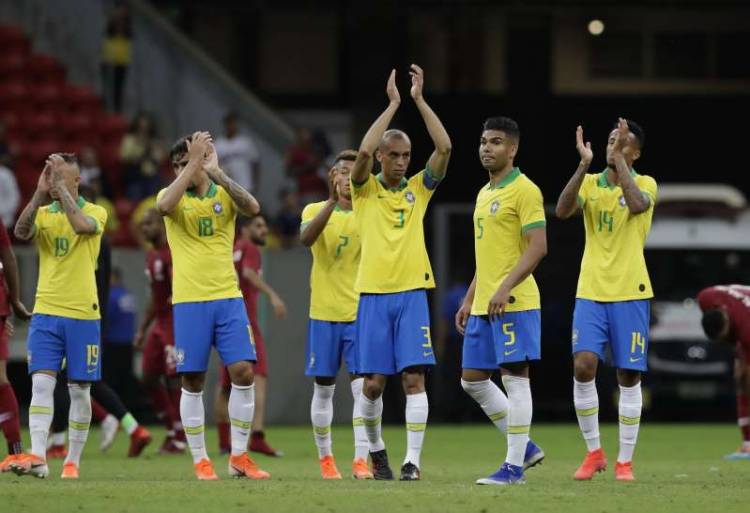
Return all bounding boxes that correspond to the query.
[27,53,66,84]
[97,113,129,145]
[0,25,30,55]
[98,142,124,194]
[23,111,59,140]
[13,158,41,198]
[26,138,64,167]
[63,112,95,138]
[0,50,28,75]
[63,84,101,114]
[30,82,63,109]
[0,79,29,109]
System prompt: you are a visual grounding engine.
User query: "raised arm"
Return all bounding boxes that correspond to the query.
[14,166,50,240]
[156,131,211,215]
[612,118,650,215]
[487,227,547,318]
[556,126,592,219]
[48,156,97,235]
[0,239,31,320]
[300,169,338,247]
[351,70,401,185]
[410,64,451,178]
[204,143,260,216]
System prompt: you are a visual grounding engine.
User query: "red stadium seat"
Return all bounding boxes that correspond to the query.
[29,82,63,109]
[0,79,29,109]
[97,142,124,194]
[62,111,95,138]
[13,159,41,198]
[0,50,28,75]
[26,138,64,167]
[22,111,59,140]
[27,53,66,84]
[96,113,129,145]
[0,25,30,55]
[62,84,101,114]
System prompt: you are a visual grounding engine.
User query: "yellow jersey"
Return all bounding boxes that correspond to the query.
[301,202,360,322]
[471,168,546,315]
[576,170,657,301]
[158,182,242,304]
[351,171,437,294]
[33,197,107,320]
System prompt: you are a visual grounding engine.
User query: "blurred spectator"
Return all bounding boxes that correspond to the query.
[130,194,156,247]
[101,1,133,113]
[120,112,165,200]
[103,267,138,400]
[0,164,20,226]
[273,188,302,249]
[0,121,14,169]
[79,146,103,191]
[214,111,261,193]
[285,127,327,203]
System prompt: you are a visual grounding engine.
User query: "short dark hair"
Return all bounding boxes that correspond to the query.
[169,134,192,162]
[483,117,520,142]
[614,119,645,149]
[56,152,78,164]
[238,213,265,229]
[701,309,727,340]
[334,149,357,165]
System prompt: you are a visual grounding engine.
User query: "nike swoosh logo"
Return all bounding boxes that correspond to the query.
[183,206,194,211]
[423,351,433,357]
[504,350,517,356]
[377,195,386,199]
[629,357,642,363]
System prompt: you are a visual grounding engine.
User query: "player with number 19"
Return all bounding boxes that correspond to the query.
[455,117,547,485]
[555,119,657,482]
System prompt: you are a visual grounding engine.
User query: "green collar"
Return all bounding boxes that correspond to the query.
[487,167,521,190]
[376,172,408,192]
[334,204,352,213]
[49,195,86,213]
[597,169,638,189]
[186,180,218,199]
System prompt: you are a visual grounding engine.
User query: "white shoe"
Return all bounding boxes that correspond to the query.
[100,414,119,451]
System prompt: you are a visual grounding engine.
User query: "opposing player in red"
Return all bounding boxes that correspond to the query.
[697,284,750,460]
[0,219,32,472]
[216,214,287,456]
[134,208,186,454]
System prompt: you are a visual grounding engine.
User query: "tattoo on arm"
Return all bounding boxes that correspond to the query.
[57,186,96,233]
[213,173,259,216]
[14,192,45,240]
[555,164,588,219]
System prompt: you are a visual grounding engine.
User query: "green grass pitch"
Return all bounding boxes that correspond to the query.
[1,424,749,513]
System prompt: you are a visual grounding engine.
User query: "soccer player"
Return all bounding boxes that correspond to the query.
[300,150,373,480]
[11,153,108,479]
[156,131,268,480]
[0,218,32,472]
[455,117,547,485]
[697,285,750,460]
[215,213,286,457]
[555,119,657,482]
[350,65,450,481]
[134,208,186,454]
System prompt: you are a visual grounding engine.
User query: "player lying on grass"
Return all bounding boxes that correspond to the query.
[300,150,373,480]
[698,285,750,460]
[350,65,450,481]
[556,119,657,482]
[157,132,267,481]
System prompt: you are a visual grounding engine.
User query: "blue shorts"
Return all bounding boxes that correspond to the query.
[27,314,101,381]
[357,290,436,375]
[173,298,256,373]
[305,319,358,377]
[572,299,650,371]
[462,311,541,369]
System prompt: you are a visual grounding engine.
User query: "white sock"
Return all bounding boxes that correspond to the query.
[228,383,254,456]
[311,383,335,458]
[618,383,642,463]
[502,375,532,468]
[360,393,385,452]
[29,373,56,459]
[350,378,369,460]
[404,392,428,468]
[50,431,66,447]
[574,379,601,451]
[180,388,208,463]
[461,378,509,434]
[65,384,91,466]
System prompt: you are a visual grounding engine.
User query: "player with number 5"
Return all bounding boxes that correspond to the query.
[555,119,657,482]
[157,132,268,481]
[11,153,107,479]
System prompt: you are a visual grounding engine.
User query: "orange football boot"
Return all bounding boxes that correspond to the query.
[352,458,374,480]
[61,462,79,479]
[615,461,635,481]
[319,455,342,479]
[228,453,270,480]
[194,458,219,480]
[573,448,607,480]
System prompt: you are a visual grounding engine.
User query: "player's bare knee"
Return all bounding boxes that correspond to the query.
[228,361,254,387]
[402,369,425,395]
[573,354,598,382]
[181,372,205,393]
[315,376,336,386]
[363,377,384,399]
[616,369,641,387]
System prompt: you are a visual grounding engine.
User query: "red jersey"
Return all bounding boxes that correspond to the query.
[233,238,261,324]
[698,285,750,351]
[0,220,10,317]
[145,245,173,321]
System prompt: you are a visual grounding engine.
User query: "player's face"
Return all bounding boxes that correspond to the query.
[606,129,641,168]
[336,160,353,200]
[172,153,207,188]
[377,138,411,182]
[249,217,269,246]
[479,130,517,172]
[140,210,163,243]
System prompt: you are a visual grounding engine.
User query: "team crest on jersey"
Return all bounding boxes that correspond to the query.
[490,200,500,215]
[405,191,415,204]
[175,348,185,365]
[213,202,223,214]
[618,196,626,207]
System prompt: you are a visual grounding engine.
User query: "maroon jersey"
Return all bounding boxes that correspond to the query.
[233,238,261,325]
[0,220,10,317]
[145,245,173,321]
[698,285,750,353]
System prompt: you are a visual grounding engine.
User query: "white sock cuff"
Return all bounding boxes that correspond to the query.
[406,392,428,406]
[231,383,253,391]
[314,383,336,399]
[181,388,203,398]
[461,378,490,392]
[502,375,530,392]
[68,383,91,397]
[350,377,364,395]
[619,383,643,405]
[574,378,597,393]
[32,373,57,390]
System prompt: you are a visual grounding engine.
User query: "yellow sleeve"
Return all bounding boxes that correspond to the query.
[351,174,376,200]
[87,205,108,235]
[577,174,592,208]
[518,182,546,233]
[300,202,322,229]
[32,208,46,240]
[640,176,658,206]
[409,170,436,201]
[155,188,183,219]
